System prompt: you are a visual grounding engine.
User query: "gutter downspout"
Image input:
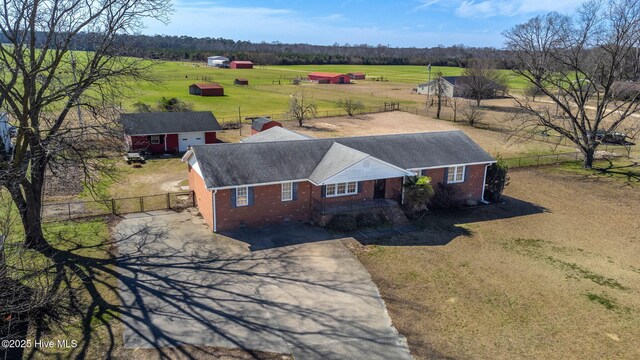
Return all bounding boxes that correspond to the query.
[480,164,490,204]
[212,189,218,233]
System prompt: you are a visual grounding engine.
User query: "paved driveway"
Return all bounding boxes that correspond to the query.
[115,210,412,359]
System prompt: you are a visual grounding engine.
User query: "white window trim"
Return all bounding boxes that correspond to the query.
[281,182,293,202]
[236,186,249,207]
[150,135,161,144]
[325,181,358,198]
[447,166,465,184]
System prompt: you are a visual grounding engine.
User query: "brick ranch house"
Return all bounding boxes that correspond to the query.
[122,111,222,154]
[183,128,495,232]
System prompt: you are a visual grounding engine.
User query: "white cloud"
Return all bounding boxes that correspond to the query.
[413,0,442,11]
[453,0,584,18]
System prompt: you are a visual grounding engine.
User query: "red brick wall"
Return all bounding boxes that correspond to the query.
[385,177,403,201]
[422,164,488,201]
[310,181,374,204]
[215,182,313,231]
[204,132,218,144]
[189,166,213,229]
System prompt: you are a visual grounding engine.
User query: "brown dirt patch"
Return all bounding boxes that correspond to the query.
[346,167,640,359]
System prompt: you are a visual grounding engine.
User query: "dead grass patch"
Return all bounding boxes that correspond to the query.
[346,166,640,359]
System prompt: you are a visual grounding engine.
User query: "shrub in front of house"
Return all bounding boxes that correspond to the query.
[356,212,379,228]
[430,183,466,210]
[326,214,358,232]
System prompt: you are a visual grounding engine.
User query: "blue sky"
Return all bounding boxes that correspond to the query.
[143,0,584,48]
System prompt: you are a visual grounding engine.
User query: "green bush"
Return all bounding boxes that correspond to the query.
[356,213,378,228]
[326,214,357,232]
[485,156,509,202]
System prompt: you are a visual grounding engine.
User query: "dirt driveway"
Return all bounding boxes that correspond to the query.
[114,210,411,359]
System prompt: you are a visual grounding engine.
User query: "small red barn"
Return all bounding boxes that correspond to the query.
[234,78,249,85]
[251,117,282,135]
[308,72,351,84]
[189,83,224,96]
[230,61,253,69]
[347,72,366,80]
[121,111,222,154]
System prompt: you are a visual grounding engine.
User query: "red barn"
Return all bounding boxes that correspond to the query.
[250,117,282,135]
[230,61,253,69]
[121,112,222,154]
[347,72,366,80]
[189,83,224,96]
[308,72,351,84]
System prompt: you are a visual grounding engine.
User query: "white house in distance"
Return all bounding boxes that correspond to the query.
[0,112,14,158]
[207,56,229,67]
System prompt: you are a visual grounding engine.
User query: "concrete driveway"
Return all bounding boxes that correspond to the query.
[115,210,412,359]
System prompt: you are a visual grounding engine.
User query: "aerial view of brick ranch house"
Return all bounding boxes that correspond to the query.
[121,111,222,154]
[183,128,495,232]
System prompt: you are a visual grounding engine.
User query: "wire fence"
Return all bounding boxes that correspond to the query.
[42,191,194,222]
[503,152,584,168]
[216,103,398,127]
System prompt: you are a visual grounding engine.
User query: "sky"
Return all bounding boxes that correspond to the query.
[142,0,586,48]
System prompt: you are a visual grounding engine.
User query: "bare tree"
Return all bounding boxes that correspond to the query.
[289,91,318,126]
[336,98,364,116]
[459,59,507,106]
[0,0,170,249]
[503,0,640,168]
[449,96,462,122]
[460,101,485,126]
[434,74,448,119]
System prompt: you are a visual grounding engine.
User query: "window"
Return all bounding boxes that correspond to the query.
[236,187,248,207]
[326,181,358,197]
[447,166,465,184]
[150,135,160,144]
[281,182,293,201]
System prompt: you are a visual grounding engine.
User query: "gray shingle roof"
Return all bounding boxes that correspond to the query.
[121,111,222,135]
[241,127,313,143]
[191,131,495,189]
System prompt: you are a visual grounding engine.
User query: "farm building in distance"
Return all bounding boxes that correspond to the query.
[230,61,253,69]
[347,72,366,80]
[250,117,282,134]
[189,83,224,96]
[308,72,351,84]
[121,111,222,154]
[234,78,249,85]
[207,56,229,67]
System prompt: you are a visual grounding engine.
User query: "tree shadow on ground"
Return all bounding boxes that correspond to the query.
[593,159,640,183]
[355,196,548,247]
[24,212,408,360]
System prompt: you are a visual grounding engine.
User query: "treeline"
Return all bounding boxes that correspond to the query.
[94,34,505,67]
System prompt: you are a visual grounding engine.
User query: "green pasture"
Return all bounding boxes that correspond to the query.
[124,61,527,118]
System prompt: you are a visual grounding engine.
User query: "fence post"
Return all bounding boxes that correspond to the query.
[140,197,144,213]
[111,198,116,215]
[167,193,171,209]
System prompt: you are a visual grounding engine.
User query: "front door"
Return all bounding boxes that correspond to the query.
[373,179,386,199]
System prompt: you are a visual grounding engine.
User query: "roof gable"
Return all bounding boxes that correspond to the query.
[308,143,369,184]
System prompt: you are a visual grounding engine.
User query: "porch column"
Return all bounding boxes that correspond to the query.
[164,134,167,152]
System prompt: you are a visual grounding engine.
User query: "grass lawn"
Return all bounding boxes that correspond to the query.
[344,164,640,359]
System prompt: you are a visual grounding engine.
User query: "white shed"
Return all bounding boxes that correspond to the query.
[207,56,229,67]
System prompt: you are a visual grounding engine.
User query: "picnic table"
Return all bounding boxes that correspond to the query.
[124,152,146,164]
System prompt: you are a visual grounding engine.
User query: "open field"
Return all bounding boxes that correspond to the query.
[344,164,640,359]
[123,62,527,117]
